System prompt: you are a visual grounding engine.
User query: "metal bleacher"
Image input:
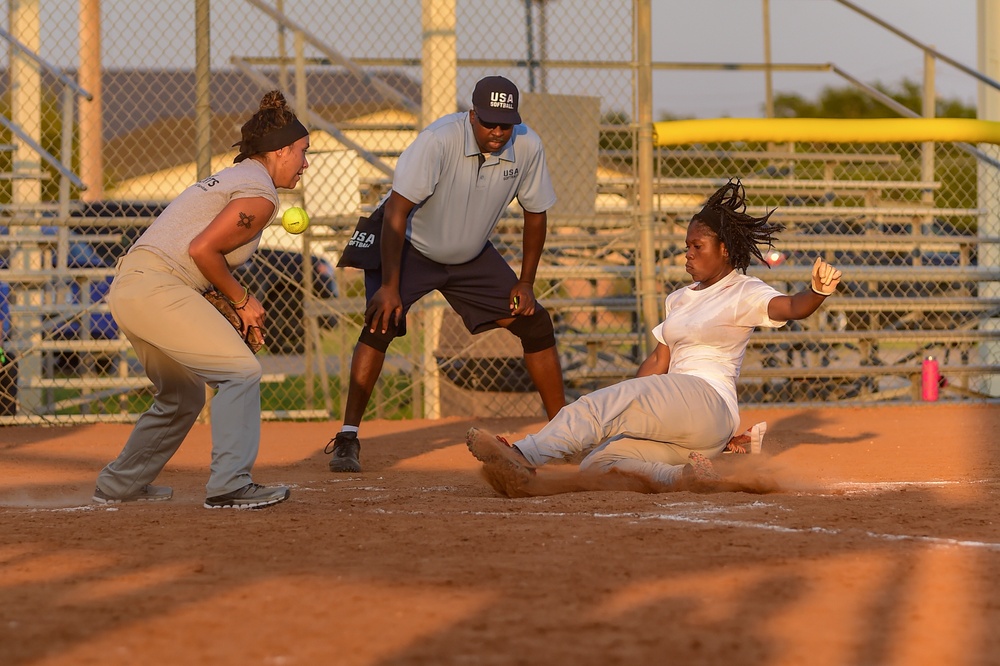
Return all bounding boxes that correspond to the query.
[518,142,1000,404]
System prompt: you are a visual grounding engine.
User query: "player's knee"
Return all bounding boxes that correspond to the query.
[506,308,556,354]
[232,357,263,384]
[579,450,619,475]
[163,375,207,419]
[359,327,395,353]
[183,380,208,407]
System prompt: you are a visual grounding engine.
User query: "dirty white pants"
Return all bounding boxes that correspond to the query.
[513,373,737,487]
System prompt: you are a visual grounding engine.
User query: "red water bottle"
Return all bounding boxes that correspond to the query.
[921,356,939,401]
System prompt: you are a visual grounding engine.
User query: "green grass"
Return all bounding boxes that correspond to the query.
[49,370,413,421]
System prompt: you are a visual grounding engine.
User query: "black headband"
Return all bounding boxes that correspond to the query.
[233,118,309,163]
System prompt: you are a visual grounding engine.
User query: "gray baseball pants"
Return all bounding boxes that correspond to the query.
[96,249,262,498]
[512,373,737,487]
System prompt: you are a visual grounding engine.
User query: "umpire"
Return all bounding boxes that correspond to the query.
[327,75,566,473]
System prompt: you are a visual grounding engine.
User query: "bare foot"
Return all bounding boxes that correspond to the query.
[466,428,536,498]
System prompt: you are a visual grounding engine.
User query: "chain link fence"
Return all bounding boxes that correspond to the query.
[650,139,999,404]
[0,0,997,424]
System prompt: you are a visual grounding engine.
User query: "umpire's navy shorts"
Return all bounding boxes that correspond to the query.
[363,241,546,340]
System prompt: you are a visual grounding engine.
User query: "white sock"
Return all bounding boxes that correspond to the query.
[341,425,359,435]
[662,464,685,489]
[750,422,767,454]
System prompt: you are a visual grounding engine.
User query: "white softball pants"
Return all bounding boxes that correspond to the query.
[513,373,737,487]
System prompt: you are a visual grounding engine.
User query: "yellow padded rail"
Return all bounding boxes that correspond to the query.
[652,118,1000,146]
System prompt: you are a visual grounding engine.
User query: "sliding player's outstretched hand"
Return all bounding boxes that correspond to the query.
[811,257,843,296]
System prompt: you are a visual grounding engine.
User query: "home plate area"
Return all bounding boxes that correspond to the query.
[1,403,999,665]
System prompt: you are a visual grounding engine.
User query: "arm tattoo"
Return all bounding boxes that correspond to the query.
[237,211,255,230]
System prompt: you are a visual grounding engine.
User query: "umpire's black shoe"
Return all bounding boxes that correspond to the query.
[326,431,362,473]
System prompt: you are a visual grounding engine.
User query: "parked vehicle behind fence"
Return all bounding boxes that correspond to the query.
[1,201,338,362]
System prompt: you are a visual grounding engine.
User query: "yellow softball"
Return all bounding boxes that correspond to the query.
[281,207,310,234]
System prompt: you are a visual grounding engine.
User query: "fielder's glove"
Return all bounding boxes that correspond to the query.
[203,289,264,354]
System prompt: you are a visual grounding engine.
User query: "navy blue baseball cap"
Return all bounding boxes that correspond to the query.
[472,76,521,125]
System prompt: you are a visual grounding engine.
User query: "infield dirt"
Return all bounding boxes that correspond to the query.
[1,402,998,665]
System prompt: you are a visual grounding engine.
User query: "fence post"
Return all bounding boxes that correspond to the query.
[977,0,1000,397]
[635,0,657,354]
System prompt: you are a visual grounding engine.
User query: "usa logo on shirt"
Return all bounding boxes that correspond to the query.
[503,167,519,181]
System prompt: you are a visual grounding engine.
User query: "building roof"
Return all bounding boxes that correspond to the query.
[0,67,420,183]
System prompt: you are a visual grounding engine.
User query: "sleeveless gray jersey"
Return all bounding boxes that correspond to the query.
[129,159,279,290]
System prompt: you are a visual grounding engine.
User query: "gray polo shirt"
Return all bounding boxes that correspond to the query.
[392,112,557,265]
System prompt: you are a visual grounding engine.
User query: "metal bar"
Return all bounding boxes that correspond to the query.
[557,329,1000,345]
[230,57,395,177]
[0,114,85,190]
[622,176,942,189]
[524,0,536,91]
[346,57,835,73]
[0,26,91,99]
[544,296,1000,312]
[635,0,657,354]
[242,0,419,114]
[762,0,774,118]
[529,264,1000,281]
[654,205,985,218]
[833,0,1000,92]
[831,66,1000,171]
[195,0,212,181]
[742,365,1000,379]
[664,149,902,162]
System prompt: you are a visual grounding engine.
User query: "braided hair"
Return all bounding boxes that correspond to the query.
[691,178,784,273]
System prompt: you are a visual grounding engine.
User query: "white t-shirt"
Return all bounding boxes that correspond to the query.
[391,112,557,264]
[652,270,787,424]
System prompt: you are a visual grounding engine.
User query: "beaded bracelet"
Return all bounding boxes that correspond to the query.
[230,286,250,309]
